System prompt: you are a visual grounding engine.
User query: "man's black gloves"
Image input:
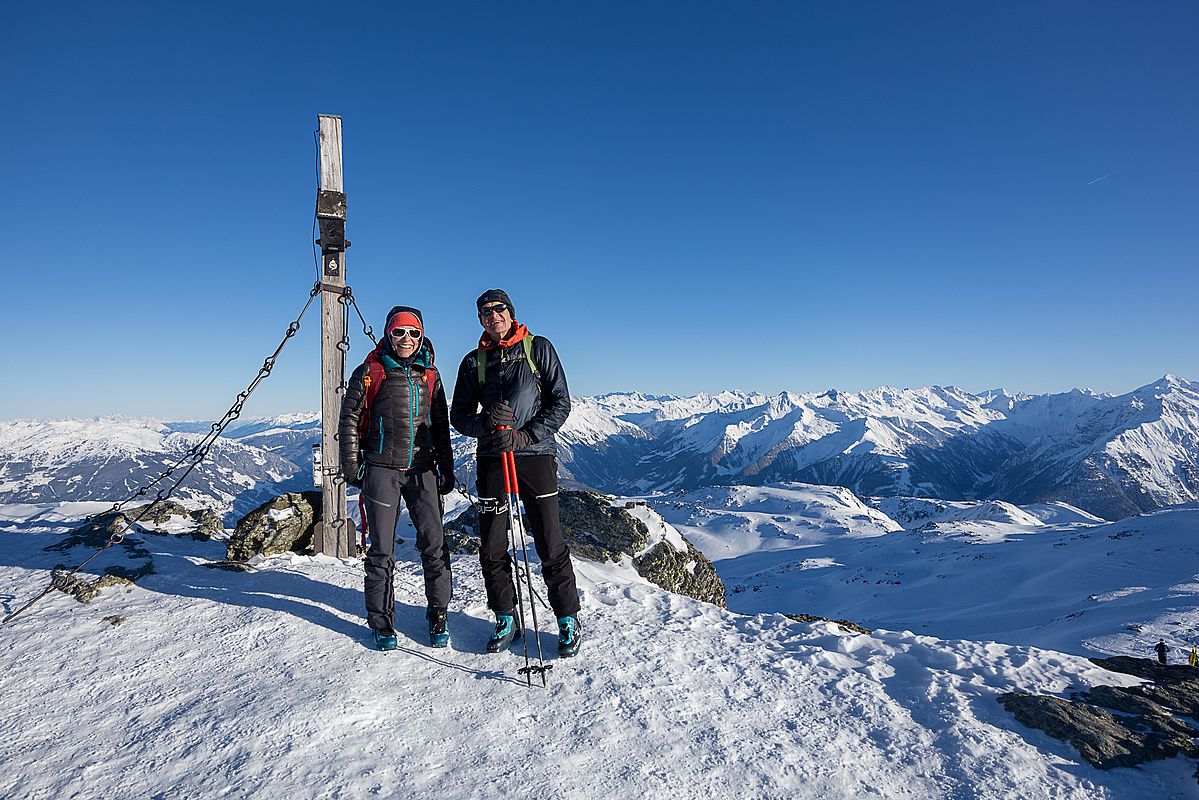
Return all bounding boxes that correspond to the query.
[345,462,364,489]
[487,401,516,430]
[489,427,532,453]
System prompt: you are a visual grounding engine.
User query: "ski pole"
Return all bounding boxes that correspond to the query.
[498,429,533,684]
[502,444,550,686]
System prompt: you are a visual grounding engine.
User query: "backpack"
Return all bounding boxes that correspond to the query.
[477,334,540,387]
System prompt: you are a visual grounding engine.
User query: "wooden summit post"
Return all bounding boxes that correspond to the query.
[315,114,351,557]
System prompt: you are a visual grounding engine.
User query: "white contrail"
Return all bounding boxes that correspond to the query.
[1087,170,1120,185]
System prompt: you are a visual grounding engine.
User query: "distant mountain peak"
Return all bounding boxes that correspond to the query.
[1157,373,1192,389]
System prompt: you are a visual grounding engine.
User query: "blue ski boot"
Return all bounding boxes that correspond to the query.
[427,607,450,649]
[486,612,520,653]
[557,615,582,658]
[372,627,398,651]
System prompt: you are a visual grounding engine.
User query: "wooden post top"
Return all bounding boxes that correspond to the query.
[318,115,343,193]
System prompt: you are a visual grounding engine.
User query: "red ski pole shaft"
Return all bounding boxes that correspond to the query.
[506,451,519,495]
[498,426,514,493]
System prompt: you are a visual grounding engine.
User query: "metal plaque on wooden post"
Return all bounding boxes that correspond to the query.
[315,114,351,558]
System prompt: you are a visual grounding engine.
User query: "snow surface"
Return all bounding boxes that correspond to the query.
[2,504,1197,798]
[653,485,1199,659]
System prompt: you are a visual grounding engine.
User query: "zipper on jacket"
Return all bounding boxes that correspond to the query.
[405,368,416,468]
[377,417,384,454]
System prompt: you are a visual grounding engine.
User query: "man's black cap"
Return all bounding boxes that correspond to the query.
[476,289,515,318]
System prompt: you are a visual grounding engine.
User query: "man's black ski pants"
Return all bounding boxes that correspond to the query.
[476,454,580,619]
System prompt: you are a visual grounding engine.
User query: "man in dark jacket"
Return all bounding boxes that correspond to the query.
[450,289,582,658]
[339,305,455,651]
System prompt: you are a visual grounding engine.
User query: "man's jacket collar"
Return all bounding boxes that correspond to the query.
[478,322,530,350]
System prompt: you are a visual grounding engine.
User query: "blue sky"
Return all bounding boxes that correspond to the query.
[2,2,1196,419]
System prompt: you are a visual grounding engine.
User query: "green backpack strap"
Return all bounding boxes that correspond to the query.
[477,336,540,387]
[522,335,540,382]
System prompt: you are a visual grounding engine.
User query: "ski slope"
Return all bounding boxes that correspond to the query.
[0,505,1194,799]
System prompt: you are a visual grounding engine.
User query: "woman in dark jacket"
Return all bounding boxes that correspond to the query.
[338,305,455,650]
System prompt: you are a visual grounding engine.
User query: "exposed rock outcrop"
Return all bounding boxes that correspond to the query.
[45,507,159,595]
[559,491,650,563]
[444,489,726,607]
[634,540,726,608]
[784,613,873,635]
[47,500,221,553]
[444,507,482,555]
[54,573,139,604]
[226,492,320,561]
[999,657,1199,779]
[120,500,223,539]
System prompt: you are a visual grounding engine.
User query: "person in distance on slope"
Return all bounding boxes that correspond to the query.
[1155,639,1168,665]
[449,289,582,658]
[339,306,456,651]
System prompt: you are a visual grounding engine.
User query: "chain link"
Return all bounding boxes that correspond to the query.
[320,287,360,546]
[325,287,375,552]
[454,479,482,513]
[2,282,323,625]
[342,285,377,346]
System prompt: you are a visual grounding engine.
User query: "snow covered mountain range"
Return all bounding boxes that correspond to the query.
[0,416,318,518]
[558,374,1199,520]
[1,375,1196,521]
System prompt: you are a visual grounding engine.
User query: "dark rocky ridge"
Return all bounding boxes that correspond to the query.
[999,656,1199,780]
[784,613,873,635]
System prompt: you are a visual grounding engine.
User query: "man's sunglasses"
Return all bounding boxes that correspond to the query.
[390,327,422,339]
[479,304,509,317]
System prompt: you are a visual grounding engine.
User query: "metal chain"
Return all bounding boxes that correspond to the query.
[330,284,375,542]
[321,288,354,544]
[2,282,323,625]
[455,479,482,513]
[342,286,377,346]
[337,289,352,387]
